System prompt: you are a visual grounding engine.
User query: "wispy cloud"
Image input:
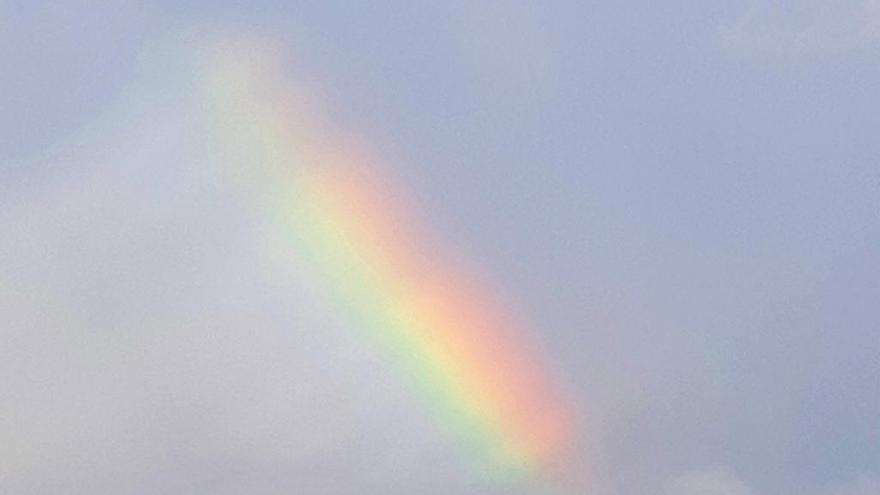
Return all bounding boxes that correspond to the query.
[825,473,880,495]
[720,1,880,59]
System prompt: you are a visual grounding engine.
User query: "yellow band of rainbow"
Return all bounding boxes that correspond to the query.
[194,36,574,482]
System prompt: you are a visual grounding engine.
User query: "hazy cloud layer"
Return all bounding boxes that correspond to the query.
[2,1,878,494]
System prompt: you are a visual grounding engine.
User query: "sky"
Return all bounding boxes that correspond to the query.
[1,1,878,494]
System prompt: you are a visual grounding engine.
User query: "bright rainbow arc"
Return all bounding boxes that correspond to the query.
[194,37,574,481]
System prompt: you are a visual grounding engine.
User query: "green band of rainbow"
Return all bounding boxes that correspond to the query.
[194,37,574,481]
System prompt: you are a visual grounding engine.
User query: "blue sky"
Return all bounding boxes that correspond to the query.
[1,2,878,494]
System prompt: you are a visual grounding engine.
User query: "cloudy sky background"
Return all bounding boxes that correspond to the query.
[1,1,878,494]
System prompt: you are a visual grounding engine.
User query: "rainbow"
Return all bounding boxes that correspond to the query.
[192,36,573,482]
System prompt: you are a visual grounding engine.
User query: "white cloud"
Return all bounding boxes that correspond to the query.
[825,473,880,495]
[720,1,880,59]
[664,467,755,495]
[663,470,880,495]
[0,37,452,494]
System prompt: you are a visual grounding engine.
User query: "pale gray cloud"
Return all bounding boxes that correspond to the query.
[664,467,754,495]
[0,59,459,494]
